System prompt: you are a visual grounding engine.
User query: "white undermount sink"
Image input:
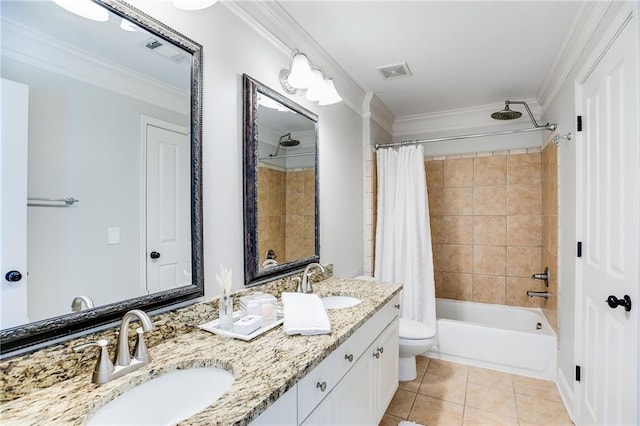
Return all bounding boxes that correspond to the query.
[86,367,234,425]
[321,295,362,309]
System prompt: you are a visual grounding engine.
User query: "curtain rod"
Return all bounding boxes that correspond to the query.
[374,125,556,150]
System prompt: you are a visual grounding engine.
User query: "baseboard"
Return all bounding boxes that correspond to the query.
[556,367,575,422]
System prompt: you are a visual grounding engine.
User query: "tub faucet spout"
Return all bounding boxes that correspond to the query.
[527,291,550,299]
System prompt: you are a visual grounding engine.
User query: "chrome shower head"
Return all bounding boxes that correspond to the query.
[491,102,522,120]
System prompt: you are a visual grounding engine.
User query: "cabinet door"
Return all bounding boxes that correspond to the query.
[371,318,399,423]
[301,392,334,426]
[332,352,373,426]
[376,318,399,418]
[250,385,297,425]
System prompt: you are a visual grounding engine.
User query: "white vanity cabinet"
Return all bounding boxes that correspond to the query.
[251,294,400,426]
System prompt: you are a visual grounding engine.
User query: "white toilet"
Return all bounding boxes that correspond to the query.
[398,317,436,381]
[354,275,436,382]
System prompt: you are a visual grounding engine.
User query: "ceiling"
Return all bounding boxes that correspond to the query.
[278,1,581,119]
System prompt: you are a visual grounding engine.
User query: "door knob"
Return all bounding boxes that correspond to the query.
[5,270,22,282]
[150,251,161,260]
[606,295,632,312]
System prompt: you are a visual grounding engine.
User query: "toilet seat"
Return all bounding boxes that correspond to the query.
[399,318,435,340]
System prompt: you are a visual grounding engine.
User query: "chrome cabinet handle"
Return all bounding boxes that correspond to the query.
[373,352,380,359]
[394,304,400,309]
[345,354,354,362]
[316,381,327,392]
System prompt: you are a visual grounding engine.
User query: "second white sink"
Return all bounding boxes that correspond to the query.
[87,367,234,425]
[321,296,362,309]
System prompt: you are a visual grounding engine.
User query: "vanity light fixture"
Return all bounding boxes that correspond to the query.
[172,0,218,11]
[280,49,342,106]
[52,0,109,22]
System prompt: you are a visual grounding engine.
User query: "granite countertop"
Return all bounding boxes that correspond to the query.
[0,277,401,425]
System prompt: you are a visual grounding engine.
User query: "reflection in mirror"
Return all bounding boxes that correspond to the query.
[243,75,319,286]
[0,0,203,354]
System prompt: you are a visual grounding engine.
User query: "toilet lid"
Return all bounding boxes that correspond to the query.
[399,318,435,340]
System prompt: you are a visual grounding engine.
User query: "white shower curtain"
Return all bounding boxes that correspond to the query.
[374,145,436,333]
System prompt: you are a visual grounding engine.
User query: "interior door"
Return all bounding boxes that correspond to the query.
[0,78,29,328]
[575,6,638,425]
[145,123,190,293]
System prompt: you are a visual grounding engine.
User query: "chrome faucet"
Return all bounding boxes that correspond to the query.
[73,309,154,384]
[530,267,549,287]
[71,295,95,312]
[298,263,326,293]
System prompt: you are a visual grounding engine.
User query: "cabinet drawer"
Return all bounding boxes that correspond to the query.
[297,350,337,422]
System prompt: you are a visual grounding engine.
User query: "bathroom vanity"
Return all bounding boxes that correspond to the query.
[0,277,401,425]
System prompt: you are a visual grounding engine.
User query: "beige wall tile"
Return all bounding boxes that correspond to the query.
[507,215,542,247]
[426,160,444,188]
[444,158,474,187]
[474,185,507,215]
[507,246,542,277]
[506,277,543,307]
[286,192,304,216]
[430,216,444,244]
[507,184,541,215]
[434,271,443,298]
[474,216,506,245]
[442,187,474,215]
[304,215,315,238]
[474,245,506,275]
[442,216,474,244]
[285,215,303,237]
[303,169,315,194]
[472,275,506,304]
[441,245,473,273]
[428,187,444,216]
[474,155,507,186]
[432,244,443,272]
[286,171,304,194]
[442,272,473,301]
[507,153,541,185]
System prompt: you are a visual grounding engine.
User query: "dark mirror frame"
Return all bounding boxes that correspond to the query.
[0,0,204,355]
[242,74,320,286]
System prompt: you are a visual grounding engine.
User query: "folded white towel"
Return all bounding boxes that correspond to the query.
[282,292,331,336]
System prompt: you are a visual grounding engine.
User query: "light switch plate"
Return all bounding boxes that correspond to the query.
[107,227,120,245]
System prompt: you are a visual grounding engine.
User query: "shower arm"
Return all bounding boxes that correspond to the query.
[506,101,556,131]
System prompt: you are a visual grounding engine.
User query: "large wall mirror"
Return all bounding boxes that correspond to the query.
[243,74,319,286]
[0,0,203,354]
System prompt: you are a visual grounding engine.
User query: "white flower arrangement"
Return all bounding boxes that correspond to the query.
[216,265,232,296]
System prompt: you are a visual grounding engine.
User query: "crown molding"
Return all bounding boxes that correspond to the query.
[536,1,614,114]
[393,98,542,137]
[1,18,187,114]
[225,0,367,115]
[363,92,394,135]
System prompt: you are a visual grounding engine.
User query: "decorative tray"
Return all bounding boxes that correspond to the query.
[198,311,284,341]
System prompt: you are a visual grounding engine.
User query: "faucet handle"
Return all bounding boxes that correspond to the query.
[293,277,303,293]
[73,339,115,384]
[133,327,151,363]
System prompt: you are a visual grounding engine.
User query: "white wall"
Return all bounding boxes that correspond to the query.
[128,2,365,295]
[542,0,625,413]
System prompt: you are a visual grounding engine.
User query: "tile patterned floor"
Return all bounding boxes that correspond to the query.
[380,356,573,426]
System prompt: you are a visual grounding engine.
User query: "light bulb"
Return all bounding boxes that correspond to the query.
[287,53,313,89]
[304,69,325,102]
[318,78,342,105]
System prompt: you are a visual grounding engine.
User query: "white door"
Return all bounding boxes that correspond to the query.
[0,78,29,328]
[145,123,190,293]
[575,5,638,425]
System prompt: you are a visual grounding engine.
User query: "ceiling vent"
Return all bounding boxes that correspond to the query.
[376,63,412,80]
[143,38,187,63]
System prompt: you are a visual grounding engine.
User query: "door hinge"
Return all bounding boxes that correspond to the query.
[577,241,582,258]
[577,115,583,132]
[576,365,581,382]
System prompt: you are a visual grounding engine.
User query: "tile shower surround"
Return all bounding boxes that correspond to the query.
[257,166,315,264]
[425,150,547,309]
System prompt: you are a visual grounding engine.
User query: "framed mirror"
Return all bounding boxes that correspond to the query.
[243,74,319,286]
[0,0,203,354]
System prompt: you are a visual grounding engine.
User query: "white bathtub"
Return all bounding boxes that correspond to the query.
[429,298,557,380]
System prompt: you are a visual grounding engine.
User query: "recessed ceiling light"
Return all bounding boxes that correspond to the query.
[377,63,412,80]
